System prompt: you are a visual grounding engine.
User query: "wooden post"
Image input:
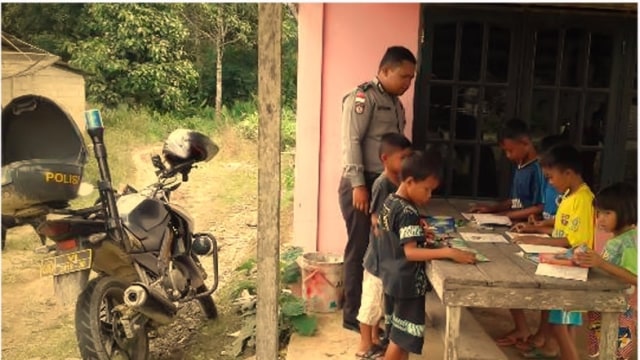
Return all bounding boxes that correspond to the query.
[598,312,620,359]
[256,3,282,360]
[445,305,461,360]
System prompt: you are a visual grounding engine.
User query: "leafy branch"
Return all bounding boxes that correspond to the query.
[227,246,316,357]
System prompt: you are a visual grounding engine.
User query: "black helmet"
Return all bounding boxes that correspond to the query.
[162,129,219,168]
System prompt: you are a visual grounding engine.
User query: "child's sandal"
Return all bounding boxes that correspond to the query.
[355,345,385,359]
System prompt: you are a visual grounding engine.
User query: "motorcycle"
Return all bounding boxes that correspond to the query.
[36,110,220,360]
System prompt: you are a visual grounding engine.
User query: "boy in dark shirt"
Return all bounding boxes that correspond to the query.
[470,118,544,221]
[356,133,412,359]
[377,150,476,360]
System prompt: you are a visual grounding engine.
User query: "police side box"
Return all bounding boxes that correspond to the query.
[2,160,84,214]
[1,95,88,216]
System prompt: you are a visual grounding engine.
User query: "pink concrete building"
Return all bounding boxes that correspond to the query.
[293,3,637,254]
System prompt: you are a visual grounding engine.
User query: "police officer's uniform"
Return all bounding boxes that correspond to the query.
[338,77,407,330]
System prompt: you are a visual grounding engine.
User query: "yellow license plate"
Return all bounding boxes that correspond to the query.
[40,249,92,277]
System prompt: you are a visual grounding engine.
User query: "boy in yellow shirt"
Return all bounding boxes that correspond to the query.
[515,144,594,360]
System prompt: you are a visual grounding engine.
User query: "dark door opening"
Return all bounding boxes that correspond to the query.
[413,5,637,198]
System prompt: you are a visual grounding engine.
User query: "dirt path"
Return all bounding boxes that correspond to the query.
[2,129,285,359]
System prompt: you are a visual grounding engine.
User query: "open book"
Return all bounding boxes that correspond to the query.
[461,213,512,226]
[505,231,550,240]
[518,244,567,254]
[459,232,508,244]
[535,263,588,281]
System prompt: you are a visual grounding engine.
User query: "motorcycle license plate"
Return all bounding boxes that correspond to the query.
[40,249,92,277]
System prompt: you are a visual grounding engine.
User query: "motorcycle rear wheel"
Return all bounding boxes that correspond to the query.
[76,276,149,360]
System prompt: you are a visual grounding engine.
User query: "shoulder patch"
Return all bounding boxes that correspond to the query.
[354,89,366,114]
[357,81,373,92]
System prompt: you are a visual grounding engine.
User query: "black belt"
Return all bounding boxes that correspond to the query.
[364,171,381,182]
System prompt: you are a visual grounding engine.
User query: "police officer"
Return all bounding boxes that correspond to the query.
[338,46,416,332]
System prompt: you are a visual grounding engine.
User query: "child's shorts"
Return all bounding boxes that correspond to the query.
[548,310,583,326]
[383,294,425,354]
[357,270,383,326]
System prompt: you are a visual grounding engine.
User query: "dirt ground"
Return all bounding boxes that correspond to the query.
[1,128,292,359]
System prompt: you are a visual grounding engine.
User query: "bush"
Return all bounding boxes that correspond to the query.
[230,100,296,151]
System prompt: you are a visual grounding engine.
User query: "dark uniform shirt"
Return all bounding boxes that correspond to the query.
[341,78,407,188]
[363,174,398,277]
[377,194,430,299]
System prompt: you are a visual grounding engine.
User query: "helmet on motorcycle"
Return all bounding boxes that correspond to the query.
[162,129,219,168]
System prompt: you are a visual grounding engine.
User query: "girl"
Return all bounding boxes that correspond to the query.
[575,182,637,360]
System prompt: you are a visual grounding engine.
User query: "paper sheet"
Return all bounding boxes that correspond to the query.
[461,212,475,221]
[505,231,550,239]
[461,213,512,226]
[535,263,588,281]
[518,244,567,254]
[448,238,490,262]
[458,232,509,243]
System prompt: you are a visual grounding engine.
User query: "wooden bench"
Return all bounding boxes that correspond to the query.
[426,292,508,360]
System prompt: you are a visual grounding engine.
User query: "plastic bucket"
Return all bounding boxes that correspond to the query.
[300,252,344,313]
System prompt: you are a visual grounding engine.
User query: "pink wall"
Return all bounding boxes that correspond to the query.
[316,3,421,254]
[293,3,324,253]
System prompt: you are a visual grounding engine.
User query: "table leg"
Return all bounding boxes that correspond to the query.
[598,312,619,360]
[445,306,460,360]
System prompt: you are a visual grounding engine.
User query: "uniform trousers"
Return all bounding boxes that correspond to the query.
[338,172,379,329]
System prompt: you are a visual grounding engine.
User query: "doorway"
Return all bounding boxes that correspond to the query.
[413,4,637,198]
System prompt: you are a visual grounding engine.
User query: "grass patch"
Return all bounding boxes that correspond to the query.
[71,101,295,210]
[2,309,79,360]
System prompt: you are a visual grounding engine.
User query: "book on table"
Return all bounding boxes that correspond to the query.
[518,244,566,254]
[505,231,550,239]
[461,213,512,226]
[458,232,509,243]
[535,263,588,281]
[517,245,589,281]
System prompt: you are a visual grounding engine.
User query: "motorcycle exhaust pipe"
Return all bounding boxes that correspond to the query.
[124,283,177,325]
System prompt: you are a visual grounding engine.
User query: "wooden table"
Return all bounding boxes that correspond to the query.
[425,199,631,360]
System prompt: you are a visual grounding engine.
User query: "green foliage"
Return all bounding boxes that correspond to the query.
[227,245,315,356]
[67,4,198,111]
[289,314,318,337]
[231,100,297,151]
[235,258,257,274]
[2,3,298,114]
[280,293,305,317]
[181,3,256,49]
[229,279,257,300]
[280,246,303,284]
[281,246,304,263]
[1,3,87,60]
[282,6,299,108]
[96,105,217,142]
[220,44,259,104]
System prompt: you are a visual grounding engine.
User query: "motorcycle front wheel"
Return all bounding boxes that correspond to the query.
[196,285,218,320]
[75,276,149,360]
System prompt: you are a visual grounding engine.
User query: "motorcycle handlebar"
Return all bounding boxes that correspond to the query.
[153,157,195,181]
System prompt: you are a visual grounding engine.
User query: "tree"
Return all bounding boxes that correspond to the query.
[182,3,256,119]
[1,3,88,60]
[67,3,198,112]
[281,6,298,108]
